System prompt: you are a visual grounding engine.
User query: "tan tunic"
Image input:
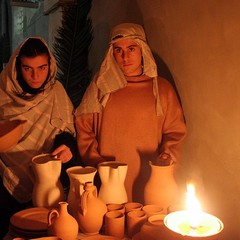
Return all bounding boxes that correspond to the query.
[76,76,186,203]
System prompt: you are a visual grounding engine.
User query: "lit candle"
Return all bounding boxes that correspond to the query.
[164,184,224,237]
[185,183,202,230]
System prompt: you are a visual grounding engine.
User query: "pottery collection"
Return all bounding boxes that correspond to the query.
[14,157,187,239]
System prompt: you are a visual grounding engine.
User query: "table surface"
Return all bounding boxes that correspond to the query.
[3,231,132,240]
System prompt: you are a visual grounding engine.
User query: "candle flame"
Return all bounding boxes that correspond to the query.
[186,183,202,229]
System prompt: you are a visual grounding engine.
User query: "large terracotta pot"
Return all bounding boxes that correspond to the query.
[32,154,64,208]
[48,201,78,240]
[144,161,179,213]
[76,182,107,234]
[98,161,128,204]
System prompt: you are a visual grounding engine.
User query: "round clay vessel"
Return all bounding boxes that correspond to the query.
[47,201,78,240]
[144,161,179,213]
[139,214,169,240]
[77,182,107,234]
[0,119,25,152]
[142,204,164,217]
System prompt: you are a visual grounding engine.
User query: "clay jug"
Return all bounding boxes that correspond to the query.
[98,161,128,204]
[48,201,78,240]
[32,154,64,207]
[76,182,107,234]
[66,166,97,215]
[144,161,179,213]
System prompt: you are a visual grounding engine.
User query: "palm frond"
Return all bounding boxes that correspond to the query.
[53,0,93,108]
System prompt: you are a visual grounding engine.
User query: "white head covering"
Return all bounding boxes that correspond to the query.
[76,23,162,116]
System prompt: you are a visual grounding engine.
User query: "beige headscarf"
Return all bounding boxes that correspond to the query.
[75,23,163,116]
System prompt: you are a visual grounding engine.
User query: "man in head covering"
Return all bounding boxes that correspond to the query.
[0,37,80,238]
[75,23,186,203]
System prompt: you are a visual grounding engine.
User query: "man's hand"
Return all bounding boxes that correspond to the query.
[51,144,72,163]
[152,152,173,166]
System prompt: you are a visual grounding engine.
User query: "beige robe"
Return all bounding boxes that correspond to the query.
[76,76,186,203]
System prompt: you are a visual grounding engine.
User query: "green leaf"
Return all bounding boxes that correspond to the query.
[53,0,93,108]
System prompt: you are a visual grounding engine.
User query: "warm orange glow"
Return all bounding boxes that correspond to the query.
[164,183,224,237]
[186,183,202,228]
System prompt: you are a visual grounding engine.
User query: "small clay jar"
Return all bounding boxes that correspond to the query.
[47,201,78,240]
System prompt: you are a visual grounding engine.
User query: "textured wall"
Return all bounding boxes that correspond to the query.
[90,0,240,239]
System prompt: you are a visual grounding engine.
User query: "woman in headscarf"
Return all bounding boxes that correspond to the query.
[0,37,80,238]
[75,23,186,203]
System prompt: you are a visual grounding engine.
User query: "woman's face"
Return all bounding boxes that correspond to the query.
[113,39,142,77]
[20,54,49,89]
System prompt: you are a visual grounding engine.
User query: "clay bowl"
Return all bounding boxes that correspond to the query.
[0,119,25,152]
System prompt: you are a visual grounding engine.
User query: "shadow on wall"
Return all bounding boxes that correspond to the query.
[90,0,144,73]
[153,52,183,107]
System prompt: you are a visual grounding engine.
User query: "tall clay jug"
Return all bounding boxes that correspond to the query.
[76,182,107,234]
[98,161,128,204]
[66,166,97,215]
[32,154,64,207]
[144,161,179,213]
[48,201,78,240]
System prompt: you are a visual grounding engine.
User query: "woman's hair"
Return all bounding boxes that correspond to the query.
[16,38,50,95]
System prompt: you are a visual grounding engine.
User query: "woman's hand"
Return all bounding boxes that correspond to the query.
[51,144,73,163]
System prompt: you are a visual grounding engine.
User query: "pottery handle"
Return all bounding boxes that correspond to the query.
[48,209,59,226]
[80,189,89,216]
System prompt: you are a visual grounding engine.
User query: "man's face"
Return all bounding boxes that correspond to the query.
[20,54,49,89]
[113,39,142,77]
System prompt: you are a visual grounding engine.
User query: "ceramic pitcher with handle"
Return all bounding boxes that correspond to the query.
[98,161,128,204]
[32,153,64,208]
[66,166,97,215]
[76,182,107,234]
[48,201,78,240]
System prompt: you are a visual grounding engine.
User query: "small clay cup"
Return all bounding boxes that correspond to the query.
[126,210,147,238]
[107,203,125,214]
[105,210,125,238]
[142,204,164,217]
[124,202,143,213]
